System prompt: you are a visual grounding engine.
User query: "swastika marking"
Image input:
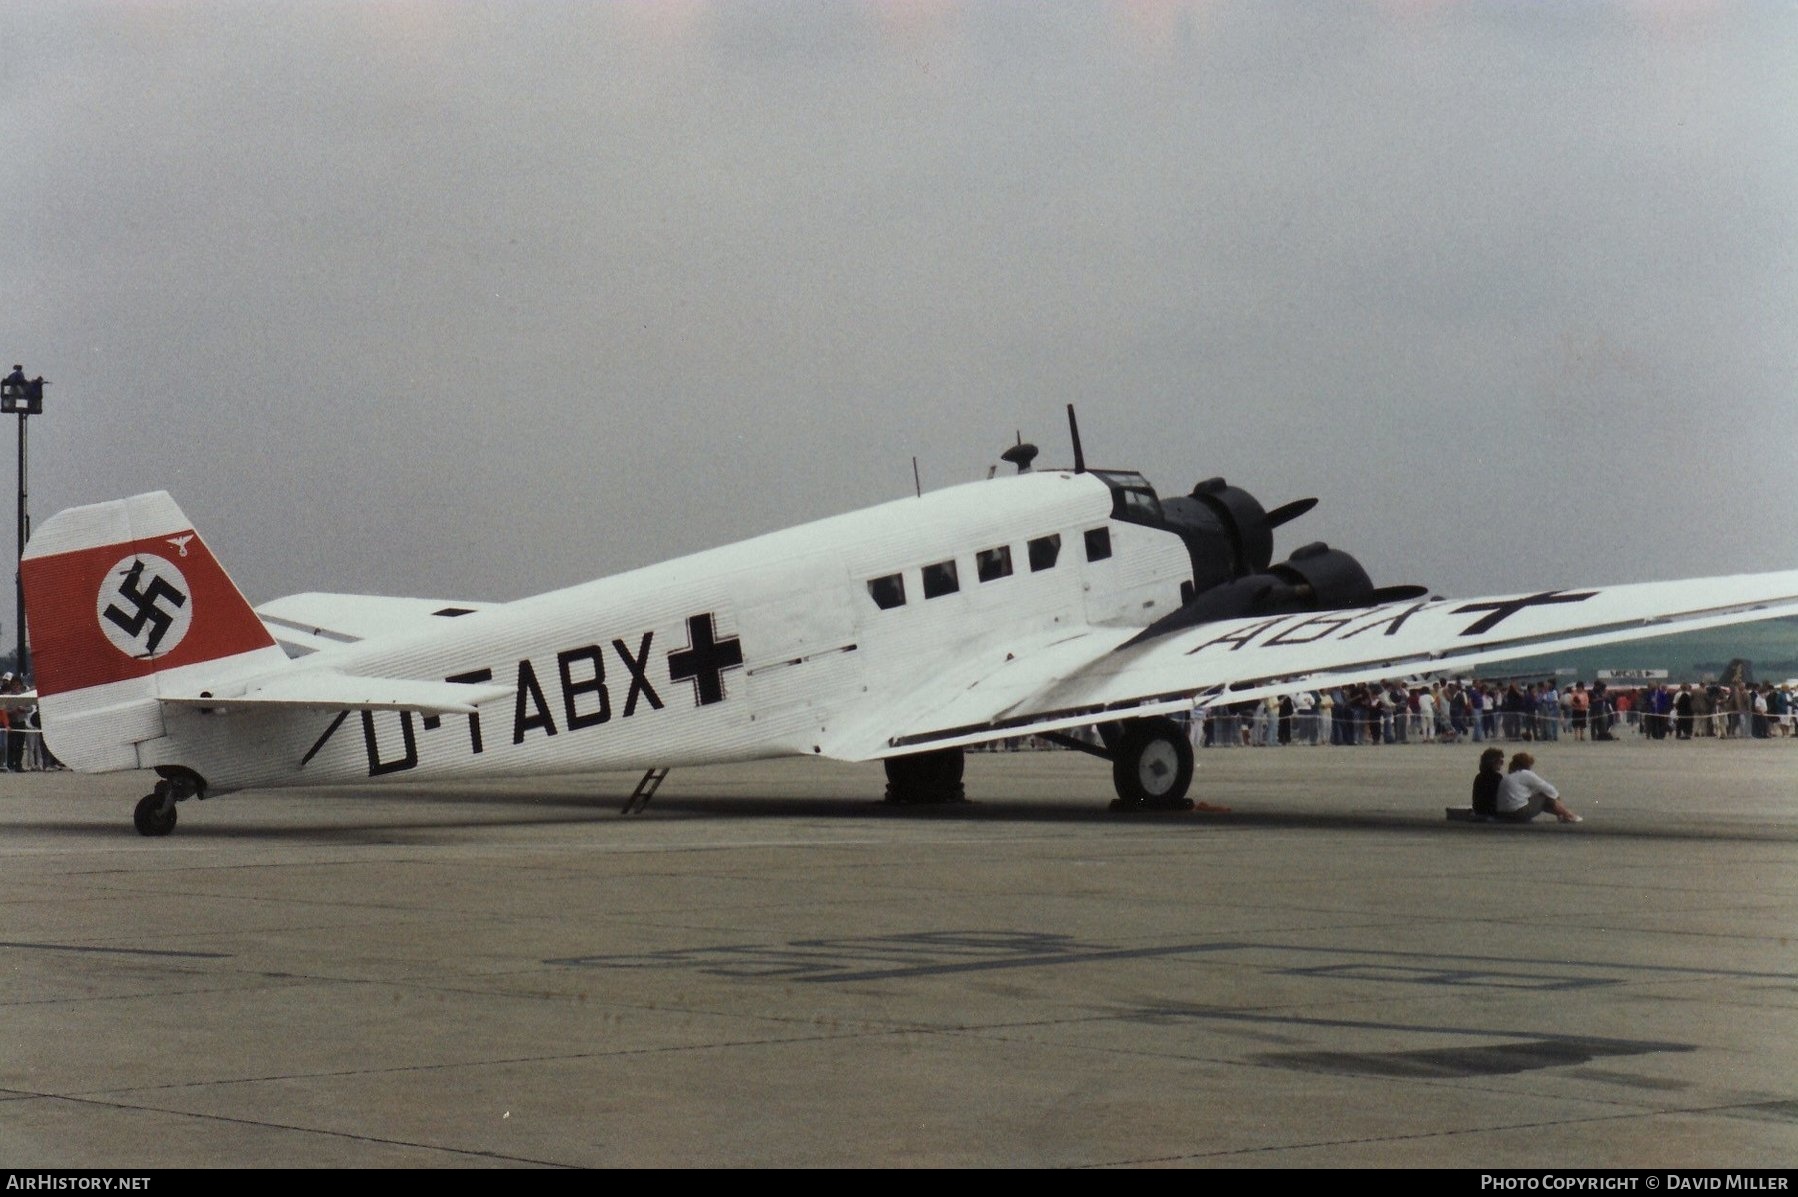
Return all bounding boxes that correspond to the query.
[96,554,192,659]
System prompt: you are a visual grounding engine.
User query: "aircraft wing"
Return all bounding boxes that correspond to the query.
[160,670,515,716]
[257,592,498,654]
[824,570,1798,760]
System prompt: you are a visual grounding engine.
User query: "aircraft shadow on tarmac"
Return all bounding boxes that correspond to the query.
[642,795,1798,843]
[22,783,1798,844]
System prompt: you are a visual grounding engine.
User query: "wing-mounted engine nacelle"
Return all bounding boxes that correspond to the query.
[1124,542,1425,646]
[1268,542,1375,609]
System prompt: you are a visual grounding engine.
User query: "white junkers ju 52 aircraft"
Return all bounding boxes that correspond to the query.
[23,410,1798,835]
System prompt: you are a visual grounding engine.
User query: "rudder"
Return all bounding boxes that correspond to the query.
[22,492,284,771]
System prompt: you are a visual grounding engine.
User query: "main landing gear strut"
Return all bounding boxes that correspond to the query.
[884,716,1197,811]
[883,747,967,804]
[133,769,206,837]
[1042,716,1196,811]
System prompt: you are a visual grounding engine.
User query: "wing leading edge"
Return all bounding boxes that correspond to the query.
[824,569,1798,760]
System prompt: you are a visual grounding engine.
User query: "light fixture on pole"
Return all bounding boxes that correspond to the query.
[0,365,46,678]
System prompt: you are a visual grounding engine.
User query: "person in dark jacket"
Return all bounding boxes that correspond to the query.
[1470,747,1505,821]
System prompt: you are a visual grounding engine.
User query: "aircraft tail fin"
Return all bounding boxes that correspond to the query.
[22,492,286,771]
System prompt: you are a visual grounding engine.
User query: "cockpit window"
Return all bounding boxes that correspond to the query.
[922,559,960,599]
[976,545,1013,583]
[868,573,906,610]
[1028,534,1061,572]
[1093,469,1163,524]
[1116,488,1161,522]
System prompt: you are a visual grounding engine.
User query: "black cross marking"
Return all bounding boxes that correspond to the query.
[1451,590,1597,636]
[667,612,743,707]
[102,559,188,655]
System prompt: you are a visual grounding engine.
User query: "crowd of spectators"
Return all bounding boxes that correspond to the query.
[1186,677,1798,748]
[0,671,57,771]
[975,676,1798,754]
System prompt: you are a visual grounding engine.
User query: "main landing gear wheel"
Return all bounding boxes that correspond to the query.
[883,747,967,804]
[1110,717,1195,811]
[133,792,177,837]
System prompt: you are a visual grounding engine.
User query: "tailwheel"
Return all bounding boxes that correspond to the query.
[1110,717,1195,811]
[883,747,967,804]
[133,791,177,837]
[132,772,203,836]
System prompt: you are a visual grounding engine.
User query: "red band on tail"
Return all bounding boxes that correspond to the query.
[23,530,275,697]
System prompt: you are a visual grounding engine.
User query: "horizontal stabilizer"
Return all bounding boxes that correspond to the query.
[161,671,515,716]
[257,592,498,652]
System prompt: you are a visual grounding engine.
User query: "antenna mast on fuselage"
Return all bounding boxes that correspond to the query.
[1067,404,1086,473]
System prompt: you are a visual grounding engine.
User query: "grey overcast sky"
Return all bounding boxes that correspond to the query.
[3,1,1795,634]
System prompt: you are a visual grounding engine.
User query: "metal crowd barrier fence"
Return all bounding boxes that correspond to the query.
[0,725,61,771]
[1185,708,1798,747]
[972,708,1798,751]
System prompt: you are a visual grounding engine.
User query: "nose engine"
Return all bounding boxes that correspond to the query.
[996,420,1427,640]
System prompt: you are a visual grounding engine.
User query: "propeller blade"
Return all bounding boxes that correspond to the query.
[1263,497,1319,528]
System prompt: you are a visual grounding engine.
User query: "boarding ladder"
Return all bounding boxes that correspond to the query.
[621,767,669,815]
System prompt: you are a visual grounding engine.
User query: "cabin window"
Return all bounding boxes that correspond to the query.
[1084,527,1111,561]
[868,573,906,610]
[1027,534,1061,572]
[922,559,960,599]
[976,545,1013,583]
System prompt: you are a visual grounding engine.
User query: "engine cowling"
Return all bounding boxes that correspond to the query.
[1268,542,1375,609]
[1158,477,1275,586]
[1123,542,1425,646]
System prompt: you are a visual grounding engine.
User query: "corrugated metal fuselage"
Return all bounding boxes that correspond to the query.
[147,472,1193,795]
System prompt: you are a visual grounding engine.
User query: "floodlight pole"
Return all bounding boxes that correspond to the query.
[15,405,28,678]
[2,367,43,679]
